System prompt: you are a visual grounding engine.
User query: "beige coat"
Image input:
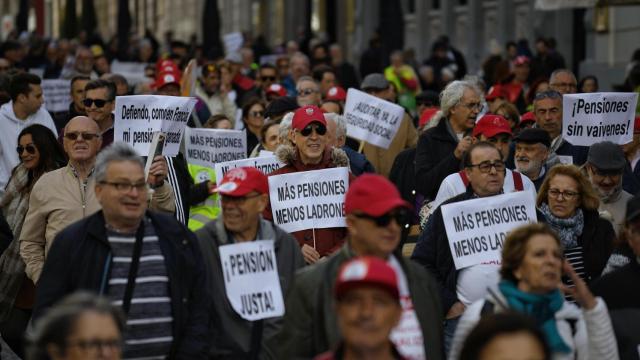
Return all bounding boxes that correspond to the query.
[362,112,418,177]
[19,164,175,283]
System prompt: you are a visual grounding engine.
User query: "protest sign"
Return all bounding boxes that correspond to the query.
[441,191,537,270]
[184,127,247,168]
[114,95,196,156]
[563,92,638,146]
[219,240,285,321]
[343,88,405,149]
[214,155,283,183]
[111,61,149,85]
[268,167,349,233]
[41,79,71,112]
[223,32,244,55]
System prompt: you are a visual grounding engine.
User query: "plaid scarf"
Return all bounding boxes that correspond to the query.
[0,165,31,320]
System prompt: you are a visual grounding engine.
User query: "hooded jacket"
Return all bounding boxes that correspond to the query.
[263,145,352,257]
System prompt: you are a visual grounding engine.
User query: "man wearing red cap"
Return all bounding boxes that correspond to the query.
[429,115,535,213]
[273,174,443,360]
[501,56,530,113]
[195,167,304,358]
[264,105,352,264]
[485,84,507,114]
[315,257,404,360]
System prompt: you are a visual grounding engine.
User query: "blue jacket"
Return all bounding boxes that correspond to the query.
[33,210,211,359]
[342,146,376,176]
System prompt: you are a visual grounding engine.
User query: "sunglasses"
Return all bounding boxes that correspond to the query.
[250,111,264,117]
[16,144,37,155]
[297,88,317,96]
[64,132,100,141]
[82,98,110,108]
[260,76,276,82]
[354,209,410,227]
[300,123,327,136]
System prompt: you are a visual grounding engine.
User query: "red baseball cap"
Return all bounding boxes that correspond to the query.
[325,86,347,102]
[520,111,536,125]
[156,59,179,73]
[513,56,530,66]
[486,84,508,101]
[335,256,399,301]
[213,167,268,197]
[292,105,327,130]
[153,70,181,89]
[345,174,411,217]
[266,83,287,98]
[473,114,513,138]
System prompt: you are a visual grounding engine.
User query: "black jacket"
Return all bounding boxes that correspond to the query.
[33,210,211,359]
[415,119,461,199]
[591,260,640,310]
[577,208,615,282]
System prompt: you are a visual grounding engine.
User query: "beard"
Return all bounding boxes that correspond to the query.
[515,157,543,179]
[590,175,623,203]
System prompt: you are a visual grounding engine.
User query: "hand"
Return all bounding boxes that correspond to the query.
[207,180,217,194]
[147,155,168,187]
[446,301,466,319]
[454,136,475,159]
[301,244,320,264]
[560,260,597,310]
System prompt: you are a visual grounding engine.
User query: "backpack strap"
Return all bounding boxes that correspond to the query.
[513,171,524,191]
[458,170,470,187]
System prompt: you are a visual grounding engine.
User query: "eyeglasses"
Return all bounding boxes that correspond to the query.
[548,188,580,200]
[297,88,318,96]
[16,144,37,155]
[64,132,100,141]
[354,209,410,227]
[66,338,122,353]
[466,161,505,173]
[458,102,483,111]
[550,82,577,90]
[221,193,262,204]
[250,111,264,117]
[260,76,276,82]
[82,98,110,108]
[99,181,148,192]
[299,123,327,137]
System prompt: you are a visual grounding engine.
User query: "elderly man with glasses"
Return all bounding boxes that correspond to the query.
[19,117,175,285]
[295,75,322,107]
[263,105,352,264]
[549,69,578,95]
[32,142,209,359]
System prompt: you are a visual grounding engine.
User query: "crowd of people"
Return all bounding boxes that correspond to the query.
[1,28,640,360]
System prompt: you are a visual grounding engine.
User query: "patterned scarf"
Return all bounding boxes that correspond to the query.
[539,202,584,248]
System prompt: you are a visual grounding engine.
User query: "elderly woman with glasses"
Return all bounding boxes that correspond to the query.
[263,105,353,265]
[0,124,66,357]
[536,164,615,284]
[449,223,619,360]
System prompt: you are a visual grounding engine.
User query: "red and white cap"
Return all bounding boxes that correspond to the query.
[472,114,513,138]
[335,256,399,301]
[325,86,347,102]
[213,167,268,197]
[266,83,287,97]
[153,70,181,89]
[292,105,327,130]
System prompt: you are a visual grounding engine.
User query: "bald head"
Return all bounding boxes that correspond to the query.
[63,116,103,163]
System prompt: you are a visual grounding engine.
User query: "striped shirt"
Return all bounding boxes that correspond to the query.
[107,218,173,359]
[564,245,585,302]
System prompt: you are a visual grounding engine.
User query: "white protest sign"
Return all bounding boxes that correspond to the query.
[184,127,247,169]
[223,32,244,55]
[214,155,283,183]
[441,191,537,270]
[111,60,149,85]
[269,167,349,233]
[114,95,196,156]
[219,240,284,321]
[259,150,274,157]
[563,92,638,146]
[41,79,71,112]
[343,88,404,149]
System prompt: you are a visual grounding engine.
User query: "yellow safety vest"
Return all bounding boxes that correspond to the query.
[187,164,221,231]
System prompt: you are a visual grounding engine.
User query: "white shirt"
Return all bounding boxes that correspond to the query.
[456,264,500,307]
[0,101,57,197]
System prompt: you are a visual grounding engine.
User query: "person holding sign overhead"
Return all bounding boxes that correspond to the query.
[272,174,443,360]
[264,105,352,264]
[536,165,615,285]
[195,166,304,359]
[412,141,536,355]
[449,223,618,360]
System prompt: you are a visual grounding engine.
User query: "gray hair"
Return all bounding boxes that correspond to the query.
[290,52,310,67]
[549,69,577,85]
[440,80,481,117]
[279,112,294,143]
[296,75,318,89]
[324,112,347,140]
[533,90,562,106]
[94,142,144,182]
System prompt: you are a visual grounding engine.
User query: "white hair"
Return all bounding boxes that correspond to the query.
[440,80,481,117]
[324,112,347,140]
[279,112,294,143]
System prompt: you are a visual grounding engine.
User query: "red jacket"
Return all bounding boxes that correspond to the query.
[263,145,353,257]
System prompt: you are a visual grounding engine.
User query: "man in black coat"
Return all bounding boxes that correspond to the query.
[34,143,210,359]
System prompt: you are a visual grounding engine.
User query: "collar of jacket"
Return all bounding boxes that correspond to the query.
[86,210,146,245]
[275,144,349,172]
[429,117,459,143]
[212,215,278,249]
